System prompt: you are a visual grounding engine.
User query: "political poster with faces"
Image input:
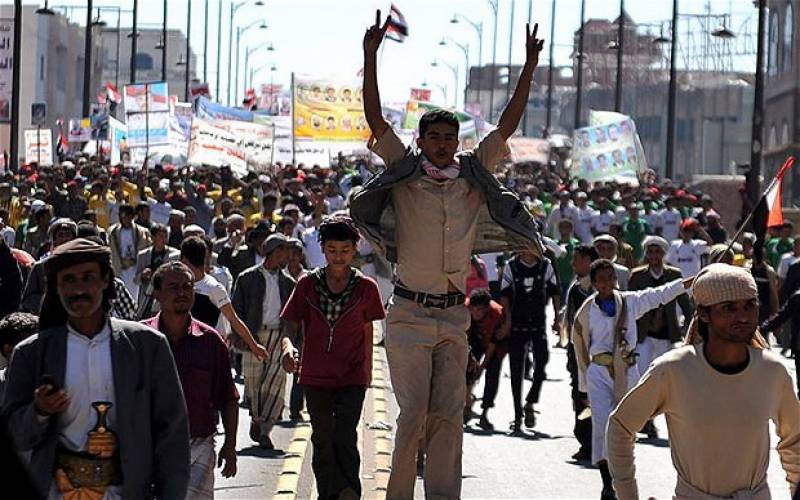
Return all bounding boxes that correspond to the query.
[67,118,92,142]
[571,118,641,185]
[293,76,369,141]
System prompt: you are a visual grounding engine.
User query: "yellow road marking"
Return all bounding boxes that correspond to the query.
[273,416,312,500]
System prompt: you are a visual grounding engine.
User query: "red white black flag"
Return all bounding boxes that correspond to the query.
[386,4,408,43]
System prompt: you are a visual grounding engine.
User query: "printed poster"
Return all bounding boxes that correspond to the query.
[0,19,12,122]
[571,118,641,184]
[187,119,247,175]
[24,129,53,166]
[108,117,127,165]
[410,88,431,102]
[123,82,169,114]
[293,76,369,141]
[211,119,274,169]
[508,137,550,164]
[126,112,169,148]
[196,96,254,122]
[259,84,291,116]
[68,118,91,142]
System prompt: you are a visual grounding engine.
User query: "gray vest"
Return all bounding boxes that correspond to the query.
[350,149,543,262]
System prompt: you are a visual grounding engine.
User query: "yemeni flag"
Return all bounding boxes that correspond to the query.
[752,156,795,264]
[105,82,122,103]
[386,4,408,43]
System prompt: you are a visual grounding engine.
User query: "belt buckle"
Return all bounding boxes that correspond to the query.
[424,294,446,309]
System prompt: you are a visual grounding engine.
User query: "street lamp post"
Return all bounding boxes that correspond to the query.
[749,0,767,204]
[130,0,138,83]
[203,0,209,83]
[450,14,482,107]
[82,0,93,118]
[545,0,556,136]
[665,0,679,180]
[227,1,265,107]
[614,0,625,112]
[216,0,222,100]
[235,19,267,106]
[574,0,586,130]
[488,0,499,122]
[432,60,459,108]
[185,0,192,101]
[161,0,167,82]
[244,43,273,91]
[9,0,21,170]
[440,38,469,110]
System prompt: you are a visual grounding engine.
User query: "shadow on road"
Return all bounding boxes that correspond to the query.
[238,446,287,458]
[638,436,670,448]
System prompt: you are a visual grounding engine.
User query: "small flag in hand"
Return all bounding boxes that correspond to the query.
[752,156,795,264]
[386,4,408,43]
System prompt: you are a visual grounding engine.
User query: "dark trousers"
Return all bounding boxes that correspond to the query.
[480,350,503,409]
[508,327,549,420]
[289,373,305,416]
[566,343,592,452]
[795,352,800,398]
[303,384,366,500]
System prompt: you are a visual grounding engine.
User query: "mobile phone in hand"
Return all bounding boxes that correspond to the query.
[39,374,60,395]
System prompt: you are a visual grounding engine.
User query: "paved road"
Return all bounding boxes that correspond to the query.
[213,325,797,499]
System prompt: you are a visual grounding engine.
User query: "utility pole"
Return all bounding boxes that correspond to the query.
[614,0,624,112]
[545,0,556,137]
[665,0,679,180]
[749,0,767,204]
[130,0,138,84]
[10,0,21,170]
[574,0,586,130]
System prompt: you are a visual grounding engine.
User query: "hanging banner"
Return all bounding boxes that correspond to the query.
[589,110,650,174]
[508,137,551,164]
[123,82,169,113]
[293,76,369,141]
[571,117,642,184]
[169,102,193,155]
[0,19,13,122]
[68,118,92,142]
[126,112,170,148]
[108,117,127,165]
[258,84,291,116]
[187,119,247,175]
[24,129,53,166]
[210,119,274,168]
[196,96,254,122]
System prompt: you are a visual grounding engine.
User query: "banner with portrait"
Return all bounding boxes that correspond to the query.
[0,19,13,122]
[67,118,91,143]
[123,82,169,114]
[571,118,641,184]
[508,137,550,164]
[292,76,369,141]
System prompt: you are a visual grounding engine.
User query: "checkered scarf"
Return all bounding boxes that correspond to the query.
[312,267,361,326]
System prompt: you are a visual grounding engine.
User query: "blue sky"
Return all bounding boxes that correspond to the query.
[34,0,760,107]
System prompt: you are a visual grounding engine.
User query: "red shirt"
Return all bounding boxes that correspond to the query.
[142,315,239,439]
[466,299,506,355]
[281,272,385,389]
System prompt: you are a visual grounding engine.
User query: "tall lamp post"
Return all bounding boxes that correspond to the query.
[234,19,267,106]
[505,0,515,105]
[82,0,93,117]
[244,42,274,90]
[184,0,192,101]
[439,37,470,110]
[130,0,138,83]
[545,0,556,136]
[227,0,264,107]
[614,0,625,112]
[749,0,767,204]
[450,14,483,107]
[161,0,167,82]
[216,0,222,100]
[574,0,586,130]
[487,0,499,122]
[431,60,459,109]
[665,0,679,180]
[203,0,209,83]
[10,0,22,170]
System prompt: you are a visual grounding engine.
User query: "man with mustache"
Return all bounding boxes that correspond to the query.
[143,261,239,498]
[1,237,190,499]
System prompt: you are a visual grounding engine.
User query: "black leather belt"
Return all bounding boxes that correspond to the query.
[394,286,466,309]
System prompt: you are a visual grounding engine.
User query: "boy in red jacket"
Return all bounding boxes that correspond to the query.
[280,215,385,500]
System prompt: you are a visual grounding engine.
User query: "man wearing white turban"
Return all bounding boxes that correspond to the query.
[607,263,800,500]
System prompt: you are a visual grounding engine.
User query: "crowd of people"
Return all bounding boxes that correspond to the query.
[0,11,798,500]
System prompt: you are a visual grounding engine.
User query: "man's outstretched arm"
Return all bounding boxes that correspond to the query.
[496,23,545,140]
[363,10,389,140]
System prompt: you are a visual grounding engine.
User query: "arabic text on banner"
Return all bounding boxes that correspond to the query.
[187,119,247,175]
[0,19,13,122]
[24,129,53,166]
[196,96,254,122]
[293,76,369,141]
[210,118,274,169]
[571,118,641,184]
[68,118,91,142]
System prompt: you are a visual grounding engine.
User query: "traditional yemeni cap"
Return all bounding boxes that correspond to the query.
[169,209,186,218]
[263,233,288,254]
[642,235,669,254]
[592,234,618,248]
[182,224,206,237]
[44,237,111,276]
[692,263,757,307]
[707,244,734,264]
[48,218,78,239]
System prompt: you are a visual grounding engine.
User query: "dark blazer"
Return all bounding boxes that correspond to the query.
[0,318,190,499]
[20,259,45,314]
[350,149,544,262]
[232,264,295,339]
[218,244,259,283]
[628,265,694,343]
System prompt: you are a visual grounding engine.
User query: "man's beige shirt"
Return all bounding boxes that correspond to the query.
[370,126,507,294]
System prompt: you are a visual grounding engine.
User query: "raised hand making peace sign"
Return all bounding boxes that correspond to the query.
[363,9,390,55]
[525,22,546,68]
